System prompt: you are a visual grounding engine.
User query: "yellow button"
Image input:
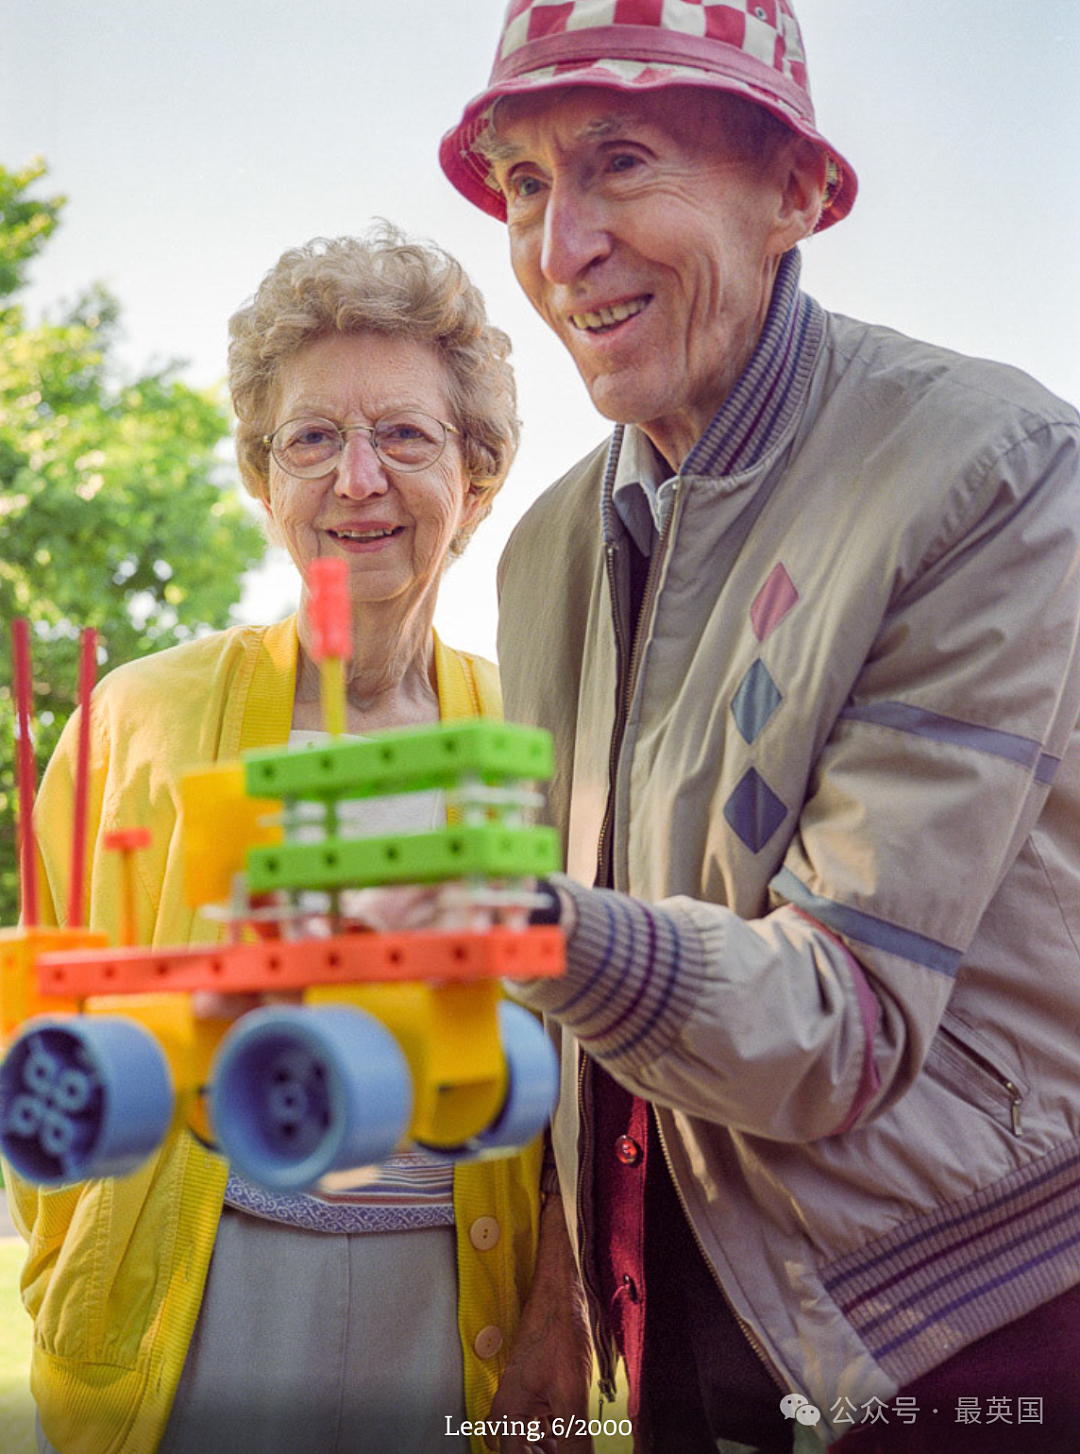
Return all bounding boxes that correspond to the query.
[469,1216,501,1251]
[473,1324,503,1359]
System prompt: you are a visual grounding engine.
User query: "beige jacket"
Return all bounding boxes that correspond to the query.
[498,300,1080,1442]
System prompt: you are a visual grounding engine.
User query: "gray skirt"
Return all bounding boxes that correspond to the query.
[38,1206,470,1454]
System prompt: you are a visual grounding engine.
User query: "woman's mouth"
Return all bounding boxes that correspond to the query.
[327,525,404,550]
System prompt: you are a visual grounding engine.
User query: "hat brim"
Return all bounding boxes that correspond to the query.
[439,62,856,232]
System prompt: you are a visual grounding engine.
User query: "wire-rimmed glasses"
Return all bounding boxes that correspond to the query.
[264,412,461,478]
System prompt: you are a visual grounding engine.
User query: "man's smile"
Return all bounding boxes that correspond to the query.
[569,295,650,333]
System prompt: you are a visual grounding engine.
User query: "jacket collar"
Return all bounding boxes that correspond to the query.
[683,246,823,480]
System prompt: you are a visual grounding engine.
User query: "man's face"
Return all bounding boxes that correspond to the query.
[490,87,801,466]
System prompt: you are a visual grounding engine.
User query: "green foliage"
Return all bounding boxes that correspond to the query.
[0,159,265,922]
[0,158,63,305]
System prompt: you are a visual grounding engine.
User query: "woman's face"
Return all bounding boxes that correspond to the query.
[264,331,479,615]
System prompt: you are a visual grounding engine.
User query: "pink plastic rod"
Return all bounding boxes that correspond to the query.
[308,558,352,662]
[67,626,98,927]
[11,618,39,926]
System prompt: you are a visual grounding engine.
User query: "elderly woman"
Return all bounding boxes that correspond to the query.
[10,227,538,1454]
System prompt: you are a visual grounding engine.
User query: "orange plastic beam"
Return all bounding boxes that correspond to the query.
[35,925,564,999]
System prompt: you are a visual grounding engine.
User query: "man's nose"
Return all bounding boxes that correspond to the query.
[540,178,612,284]
[333,430,389,499]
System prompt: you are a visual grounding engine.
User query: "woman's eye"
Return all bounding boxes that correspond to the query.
[288,424,335,447]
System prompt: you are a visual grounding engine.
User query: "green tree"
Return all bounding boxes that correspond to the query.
[0,159,265,922]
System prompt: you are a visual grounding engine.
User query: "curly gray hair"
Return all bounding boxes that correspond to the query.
[228,224,520,555]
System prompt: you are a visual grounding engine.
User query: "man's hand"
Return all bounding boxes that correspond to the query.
[489,1192,595,1453]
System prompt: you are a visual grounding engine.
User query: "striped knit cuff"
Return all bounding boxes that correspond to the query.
[508,875,712,1072]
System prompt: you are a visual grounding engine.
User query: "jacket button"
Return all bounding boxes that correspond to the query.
[473,1324,503,1359]
[615,1135,642,1165]
[469,1216,501,1250]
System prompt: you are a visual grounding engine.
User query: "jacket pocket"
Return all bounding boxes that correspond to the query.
[924,1012,1028,1136]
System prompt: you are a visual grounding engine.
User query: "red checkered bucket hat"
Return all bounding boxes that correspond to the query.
[440,0,856,231]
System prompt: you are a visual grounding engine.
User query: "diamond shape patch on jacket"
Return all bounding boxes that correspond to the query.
[723,768,789,852]
[750,562,799,641]
[730,660,782,744]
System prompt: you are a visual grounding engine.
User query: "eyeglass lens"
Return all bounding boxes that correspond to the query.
[272,414,447,475]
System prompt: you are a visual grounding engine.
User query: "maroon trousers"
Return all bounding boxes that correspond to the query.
[834,1282,1080,1453]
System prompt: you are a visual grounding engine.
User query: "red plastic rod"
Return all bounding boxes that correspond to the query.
[308,558,352,662]
[67,626,98,927]
[11,618,39,926]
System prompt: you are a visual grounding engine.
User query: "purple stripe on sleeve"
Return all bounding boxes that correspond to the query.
[840,699,1043,771]
[577,895,658,1044]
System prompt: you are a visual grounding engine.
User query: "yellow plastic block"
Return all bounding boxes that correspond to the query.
[188,1013,235,1147]
[86,992,194,1144]
[84,993,233,1149]
[179,762,281,908]
[0,925,107,1048]
[307,979,507,1147]
[86,992,192,1086]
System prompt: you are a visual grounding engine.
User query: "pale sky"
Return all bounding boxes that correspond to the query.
[4,0,1078,662]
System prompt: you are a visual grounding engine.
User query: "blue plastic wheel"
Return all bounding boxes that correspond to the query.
[209,1005,412,1192]
[0,1018,175,1184]
[475,1002,559,1151]
[416,1002,558,1164]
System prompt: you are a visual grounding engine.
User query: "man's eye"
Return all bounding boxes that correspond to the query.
[509,173,542,200]
[609,153,640,174]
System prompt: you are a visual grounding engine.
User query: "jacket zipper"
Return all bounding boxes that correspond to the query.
[585,478,684,1398]
[594,540,632,891]
[652,1107,786,1390]
[585,446,683,1395]
[589,454,779,1390]
[595,481,681,887]
[942,1027,1024,1136]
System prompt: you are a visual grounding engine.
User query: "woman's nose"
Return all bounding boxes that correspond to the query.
[333,430,389,499]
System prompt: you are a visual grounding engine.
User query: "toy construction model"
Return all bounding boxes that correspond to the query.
[1,561,563,1194]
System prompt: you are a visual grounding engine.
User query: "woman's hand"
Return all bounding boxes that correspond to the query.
[338,883,445,932]
[192,990,302,1020]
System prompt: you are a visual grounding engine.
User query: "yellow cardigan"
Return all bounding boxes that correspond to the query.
[5,617,541,1454]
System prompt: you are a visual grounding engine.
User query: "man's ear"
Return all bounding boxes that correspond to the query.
[769,137,829,253]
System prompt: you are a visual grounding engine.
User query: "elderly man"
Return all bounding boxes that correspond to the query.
[441,3,1080,1451]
